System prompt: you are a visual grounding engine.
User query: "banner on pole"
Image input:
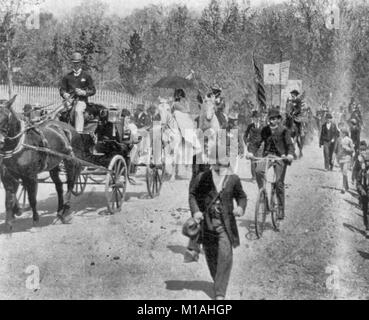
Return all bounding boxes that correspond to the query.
[263,61,290,85]
[279,61,290,85]
[264,64,280,85]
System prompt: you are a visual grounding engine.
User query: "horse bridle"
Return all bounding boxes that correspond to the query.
[0,109,12,144]
[0,109,27,159]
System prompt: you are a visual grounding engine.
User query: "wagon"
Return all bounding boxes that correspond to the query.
[16,102,167,213]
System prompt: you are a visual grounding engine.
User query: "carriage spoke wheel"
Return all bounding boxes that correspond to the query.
[270,185,280,231]
[146,163,164,199]
[72,173,88,196]
[255,188,267,239]
[105,155,127,214]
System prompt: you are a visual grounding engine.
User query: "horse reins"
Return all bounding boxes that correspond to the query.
[0,120,27,159]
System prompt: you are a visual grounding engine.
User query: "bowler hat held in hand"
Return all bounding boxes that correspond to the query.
[182,217,201,238]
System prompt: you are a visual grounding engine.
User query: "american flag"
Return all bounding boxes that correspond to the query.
[252,53,266,111]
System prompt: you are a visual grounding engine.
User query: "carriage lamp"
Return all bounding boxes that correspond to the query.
[108,109,119,124]
[123,129,131,140]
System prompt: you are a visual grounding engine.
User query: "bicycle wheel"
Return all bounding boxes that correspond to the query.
[255,188,268,239]
[270,184,280,231]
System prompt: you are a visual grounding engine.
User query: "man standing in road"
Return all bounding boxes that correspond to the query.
[59,52,96,133]
[319,113,339,171]
[187,147,247,300]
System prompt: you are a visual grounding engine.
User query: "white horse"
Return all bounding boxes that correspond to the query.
[190,95,222,177]
[157,98,182,180]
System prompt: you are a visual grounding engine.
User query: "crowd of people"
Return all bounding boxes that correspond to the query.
[15,52,369,301]
[317,99,369,241]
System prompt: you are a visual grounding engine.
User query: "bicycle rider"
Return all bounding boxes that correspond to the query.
[247,107,295,220]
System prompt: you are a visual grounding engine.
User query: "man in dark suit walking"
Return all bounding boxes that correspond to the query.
[319,113,339,171]
[188,151,247,300]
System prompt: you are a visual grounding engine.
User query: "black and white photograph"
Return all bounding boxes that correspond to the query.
[0,0,368,301]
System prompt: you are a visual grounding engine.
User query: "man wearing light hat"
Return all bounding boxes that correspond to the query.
[59,52,96,133]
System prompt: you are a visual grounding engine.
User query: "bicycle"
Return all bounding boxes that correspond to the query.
[252,156,287,239]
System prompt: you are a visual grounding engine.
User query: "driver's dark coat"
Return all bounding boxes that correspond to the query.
[59,70,96,102]
[249,125,295,158]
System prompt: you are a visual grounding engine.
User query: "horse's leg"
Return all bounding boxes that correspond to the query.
[49,166,64,217]
[299,134,304,158]
[23,177,39,225]
[2,169,21,231]
[61,160,81,223]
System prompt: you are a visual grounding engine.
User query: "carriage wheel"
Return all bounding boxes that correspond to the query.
[105,155,127,214]
[72,172,88,196]
[255,188,267,239]
[270,184,280,231]
[146,163,165,198]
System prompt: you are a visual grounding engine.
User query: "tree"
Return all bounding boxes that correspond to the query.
[0,0,43,97]
[118,30,153,96]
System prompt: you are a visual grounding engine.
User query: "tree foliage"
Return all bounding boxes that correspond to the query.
[4,0,369,111]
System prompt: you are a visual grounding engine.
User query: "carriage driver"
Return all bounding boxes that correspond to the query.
[59,52,96,133]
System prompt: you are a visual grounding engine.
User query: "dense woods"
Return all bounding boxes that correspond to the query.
[0,0,368,111]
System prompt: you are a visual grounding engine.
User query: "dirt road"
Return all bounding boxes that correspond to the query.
[1,139,369,300]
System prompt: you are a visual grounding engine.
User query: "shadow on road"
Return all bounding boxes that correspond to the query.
[347,190,359,199]
[165,280,213,299]
[125,192,151,200]
[320,186,342,192]
[344,199,361,211]
[308,167,326,173]
[241,178,255,184]
[239,219,274,241]
[0,215,57,235]
[167,245,187,256]
[357,250,369,260]
[343,223,366,237]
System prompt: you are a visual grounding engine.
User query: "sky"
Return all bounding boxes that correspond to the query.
[40,0,286,17]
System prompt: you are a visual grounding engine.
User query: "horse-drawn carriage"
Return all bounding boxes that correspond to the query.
[14,98,166,217]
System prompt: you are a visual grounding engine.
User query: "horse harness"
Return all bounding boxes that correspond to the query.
[0,113,73,172]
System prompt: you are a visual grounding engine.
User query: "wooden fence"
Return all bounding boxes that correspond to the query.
[0,85,148,113]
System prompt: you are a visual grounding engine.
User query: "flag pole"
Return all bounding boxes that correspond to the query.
[279,48,283,107]
[271,85,273,107]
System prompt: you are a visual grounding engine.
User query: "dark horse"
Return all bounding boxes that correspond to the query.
[285,113,304,159]
[0,96,83,231]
